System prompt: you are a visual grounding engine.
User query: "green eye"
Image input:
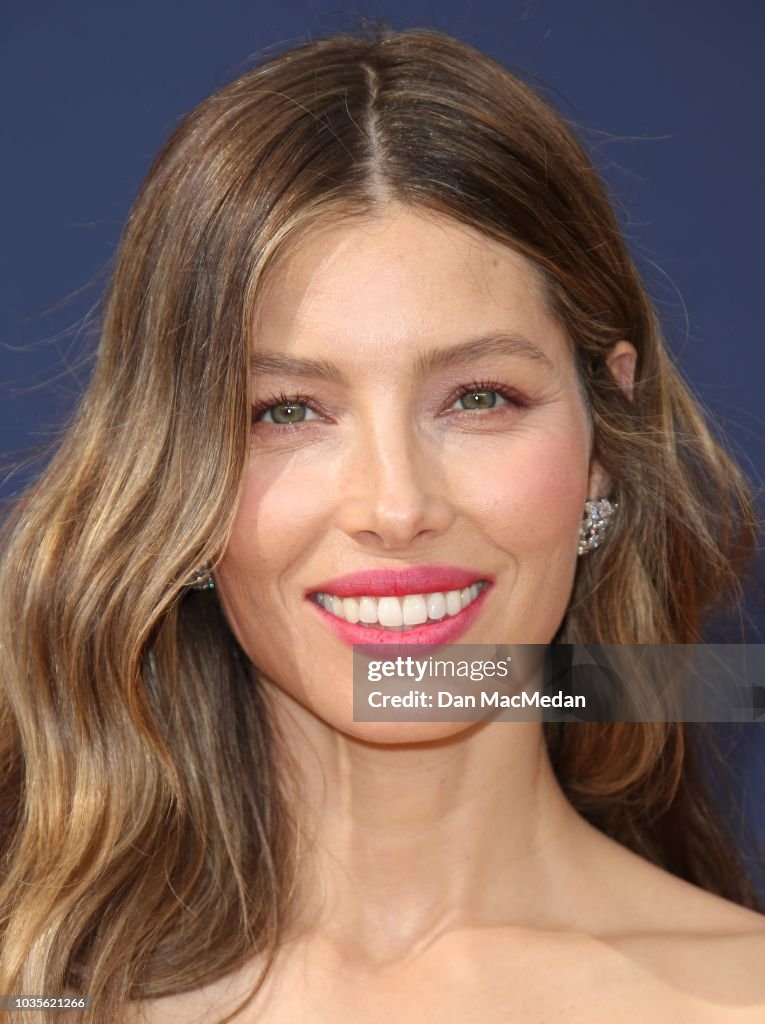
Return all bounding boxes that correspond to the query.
[266,403,308,424]
[458,389,499,410]
[252,393,322,428]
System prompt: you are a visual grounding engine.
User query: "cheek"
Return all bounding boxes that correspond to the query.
[449,423,590,552]
[222,452,336,576]
[214,451,338,650]
[450,420,590,643]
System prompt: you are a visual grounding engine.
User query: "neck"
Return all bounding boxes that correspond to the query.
[262,681,596,965]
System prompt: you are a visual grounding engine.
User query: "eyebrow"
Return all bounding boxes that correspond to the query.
[249,331,555,383]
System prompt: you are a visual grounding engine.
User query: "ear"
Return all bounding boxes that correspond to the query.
[586,340,638,498]
[605,339,638,403]
[587,457,611,501]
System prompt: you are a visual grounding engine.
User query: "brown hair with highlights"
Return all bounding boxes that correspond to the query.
[1,22,762,1023]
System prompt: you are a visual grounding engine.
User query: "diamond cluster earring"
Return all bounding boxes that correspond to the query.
[187,563,215,590]
[577,498,617,556]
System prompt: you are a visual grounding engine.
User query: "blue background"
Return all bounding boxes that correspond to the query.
[1,1,763,894]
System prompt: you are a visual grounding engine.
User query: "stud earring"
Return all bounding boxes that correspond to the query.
[187,562,215,590]
[577,498,617,556]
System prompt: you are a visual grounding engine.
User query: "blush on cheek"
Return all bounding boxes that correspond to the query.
[215,455,342,671]
[524,455,589,540]
[226,453,335,565]
[452,431,589,552]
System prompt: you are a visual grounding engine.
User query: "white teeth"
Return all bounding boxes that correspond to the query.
[358,596,378,624]
[378,596,403,628]
[313,581,488,629]
[402,594,428,626]
[427,592,447,620]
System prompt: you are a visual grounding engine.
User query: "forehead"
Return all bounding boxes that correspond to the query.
[251,205,566,357]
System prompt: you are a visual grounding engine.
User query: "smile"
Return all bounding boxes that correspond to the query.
[311,582,489,631]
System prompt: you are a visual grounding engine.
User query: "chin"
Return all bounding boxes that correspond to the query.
[334,718,483,747]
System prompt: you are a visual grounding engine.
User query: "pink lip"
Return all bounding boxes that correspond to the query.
[308,564,493,598]
[307,580,492,654]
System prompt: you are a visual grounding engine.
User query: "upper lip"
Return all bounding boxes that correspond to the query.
[307,565,494,598]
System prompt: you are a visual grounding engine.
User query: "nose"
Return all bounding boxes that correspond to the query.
[334,413,455,551]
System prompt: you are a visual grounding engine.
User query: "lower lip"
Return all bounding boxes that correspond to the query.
[308,584,492,653]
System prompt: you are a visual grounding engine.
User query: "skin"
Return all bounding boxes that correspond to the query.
[132,204,765,1023]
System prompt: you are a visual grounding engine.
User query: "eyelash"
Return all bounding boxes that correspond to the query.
[250,380,529,427]
[251,389,318,426]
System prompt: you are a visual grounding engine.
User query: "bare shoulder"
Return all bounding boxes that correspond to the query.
[503,817,765,1019]
[601,915,765,1021]
[575,812,765,935]
[123,969,258,1024]
[585,826,765,1017]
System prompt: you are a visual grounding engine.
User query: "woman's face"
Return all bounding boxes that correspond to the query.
[215,203,610,738]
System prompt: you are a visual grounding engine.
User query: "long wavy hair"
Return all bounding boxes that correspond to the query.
[1,22,762,1023]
